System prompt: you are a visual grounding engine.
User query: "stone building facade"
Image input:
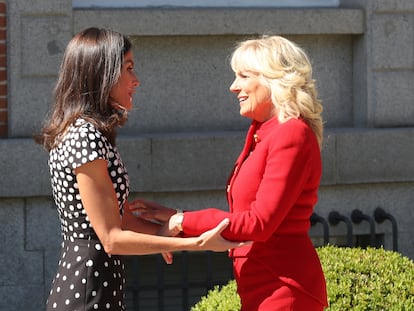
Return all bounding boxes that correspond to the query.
[0,0,413,310]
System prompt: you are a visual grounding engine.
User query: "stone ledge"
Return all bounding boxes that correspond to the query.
[73,8,364,36]
[0,127,412,197]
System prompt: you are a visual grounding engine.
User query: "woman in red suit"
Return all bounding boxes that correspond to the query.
[133,35,327,311]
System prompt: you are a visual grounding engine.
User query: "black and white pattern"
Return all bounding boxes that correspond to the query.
[46,119,129,311]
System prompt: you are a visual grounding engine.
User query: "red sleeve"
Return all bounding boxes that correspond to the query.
[181,208,232,237]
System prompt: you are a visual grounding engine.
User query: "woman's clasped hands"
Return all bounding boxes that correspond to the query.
[129,199,251,253]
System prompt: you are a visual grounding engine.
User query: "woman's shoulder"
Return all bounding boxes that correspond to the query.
[72,118,99,132]
[56,118,110,167]
[280,117,309,130]
[66,118,104,139]
[56,119,107,149]
[271,118,312,136]
[268,118,317,147]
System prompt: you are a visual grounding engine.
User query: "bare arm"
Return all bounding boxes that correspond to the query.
[122,201,175,263]
[75,159,246,255]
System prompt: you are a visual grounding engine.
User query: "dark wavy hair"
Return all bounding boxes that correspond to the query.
[35,27,132,150]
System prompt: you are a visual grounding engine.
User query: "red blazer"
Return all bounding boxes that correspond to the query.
[182,117,327,307]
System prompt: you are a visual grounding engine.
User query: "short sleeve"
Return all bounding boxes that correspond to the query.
[62,121,109,170]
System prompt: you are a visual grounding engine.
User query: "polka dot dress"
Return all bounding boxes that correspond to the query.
[46,119,129,311]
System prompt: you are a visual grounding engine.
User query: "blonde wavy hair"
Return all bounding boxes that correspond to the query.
[230,35,323,147]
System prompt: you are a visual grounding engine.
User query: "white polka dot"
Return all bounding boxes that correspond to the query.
[75,292,80,299]
[92,290,97,297]
[65,299,70,305]
[103,281,108,287]
[106,303,110,309]
[93,303,99,309]
[94,271,99,277]
[95,244,101,251]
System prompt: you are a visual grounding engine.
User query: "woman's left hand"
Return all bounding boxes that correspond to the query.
[129,198,177,223]
[157,215,182,238]
[123,201,175,264]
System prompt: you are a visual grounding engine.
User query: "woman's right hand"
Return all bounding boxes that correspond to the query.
[195,218,251,252]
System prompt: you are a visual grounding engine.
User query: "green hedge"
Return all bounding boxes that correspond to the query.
[192,245,414,311]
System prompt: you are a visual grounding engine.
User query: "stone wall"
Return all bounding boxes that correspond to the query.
[0,0,413,310]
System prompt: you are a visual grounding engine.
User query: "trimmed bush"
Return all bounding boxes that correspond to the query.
[193,278,241,311]
[192,245,414,311]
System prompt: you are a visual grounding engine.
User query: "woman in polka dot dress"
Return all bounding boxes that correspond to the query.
[35,27,248,311]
